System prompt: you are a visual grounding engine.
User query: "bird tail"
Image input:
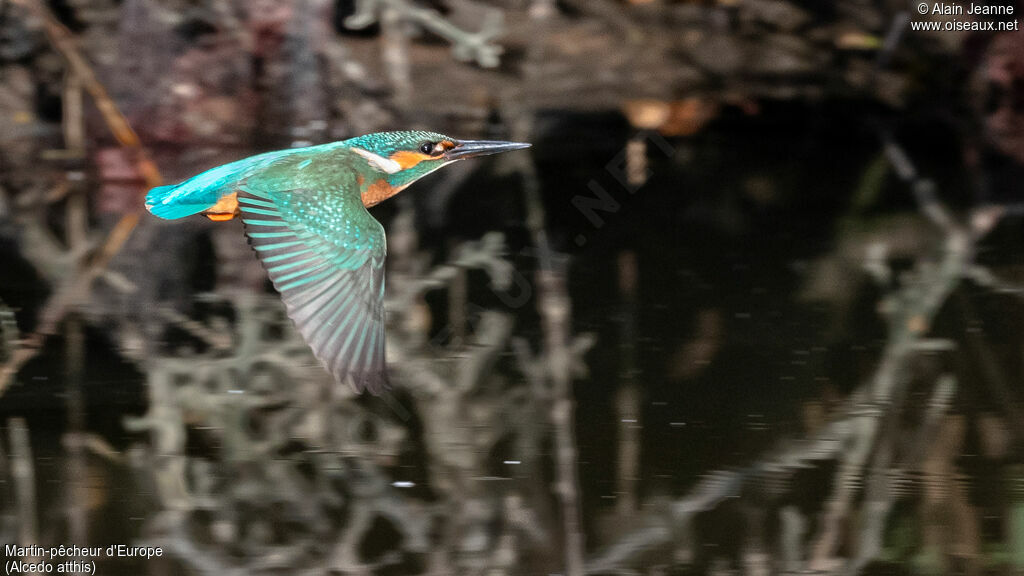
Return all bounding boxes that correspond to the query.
[145,149,294,220]
[145,185,201,219]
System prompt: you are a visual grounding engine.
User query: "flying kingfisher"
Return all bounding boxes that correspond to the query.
[146,131,530,394]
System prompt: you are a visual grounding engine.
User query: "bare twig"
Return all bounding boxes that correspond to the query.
[9,0,160,183]
[0,300,16,363]
[346,0,505,67]
[0,0,163,397]
[966,264,1024,298]
[587,397,857,573]
[9,418,37,551]
[616,251,640,517]
[65,315,88,544]
[380,6,412,109]
[849,374,956,575]
[503,4,586,572]
[808,141,981,570]
[63,70,89,547]
[157,308,234,352]
[883,139,956,233]
[956,294,1024,445]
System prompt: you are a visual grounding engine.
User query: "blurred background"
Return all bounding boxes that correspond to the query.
[1,0,1024,574]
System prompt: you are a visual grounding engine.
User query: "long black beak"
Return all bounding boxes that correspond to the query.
[445,140,531,161]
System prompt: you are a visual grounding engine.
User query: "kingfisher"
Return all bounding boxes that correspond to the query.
[145,131,530,394]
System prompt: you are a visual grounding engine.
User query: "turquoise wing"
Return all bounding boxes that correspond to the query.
[236,168,388,394]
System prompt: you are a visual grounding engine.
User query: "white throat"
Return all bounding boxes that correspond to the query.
[350,147,402,174]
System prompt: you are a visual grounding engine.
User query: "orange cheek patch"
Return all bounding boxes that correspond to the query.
[362,179,404,207]
[203,192,239,221]
[389,150,433,169]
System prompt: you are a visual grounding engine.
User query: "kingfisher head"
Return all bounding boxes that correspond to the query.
[346,130,530,206]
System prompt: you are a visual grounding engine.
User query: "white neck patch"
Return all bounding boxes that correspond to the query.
[350,147,402,174]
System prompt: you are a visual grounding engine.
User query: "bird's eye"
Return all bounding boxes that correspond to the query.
[420,142,435,155]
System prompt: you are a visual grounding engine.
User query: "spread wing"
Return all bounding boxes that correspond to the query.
[236,166,388,394]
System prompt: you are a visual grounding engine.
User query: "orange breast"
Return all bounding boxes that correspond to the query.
[361,179,406,207]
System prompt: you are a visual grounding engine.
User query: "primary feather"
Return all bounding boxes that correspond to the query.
[237,150,388,394]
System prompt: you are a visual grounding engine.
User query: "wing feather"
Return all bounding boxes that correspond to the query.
[237,172,388,394]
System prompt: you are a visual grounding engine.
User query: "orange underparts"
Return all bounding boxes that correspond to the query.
[203,192,239,221]
[362,179,408,207]
[203,183,405,220]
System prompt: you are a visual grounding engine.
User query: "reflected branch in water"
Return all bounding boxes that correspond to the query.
[0,0,163,397]
[587,138,1011,574]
